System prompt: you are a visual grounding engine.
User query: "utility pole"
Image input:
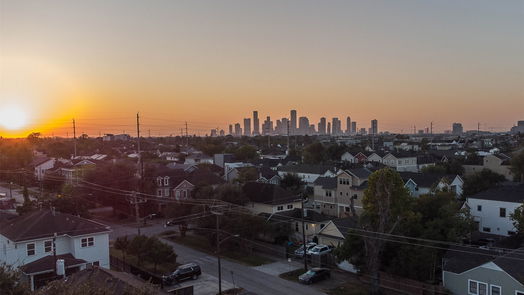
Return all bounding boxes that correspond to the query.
[53,232,57,276]
[478,122,480,135]
[185,121,189,146]
[73,119,77,158]
[136,113,142,178]
[210,207,225,295]
[130,192,146,235]
[430,122,433,135]
[301,193,308,271]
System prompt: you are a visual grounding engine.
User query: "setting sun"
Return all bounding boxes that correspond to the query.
[0,105,28,130]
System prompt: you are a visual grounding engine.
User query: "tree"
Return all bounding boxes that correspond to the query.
[233,145,258,161]
[360,168,413,295]
[145,237,177,273]
[510,150,524,182]
[16,187,35,216]
[128,235,151,267]
[510,204,524,234]
[302,142,326,164]
[463,169,505,196]
[280,173,304,193]
[36,279,157,295]
[234,167,258,184]
[0,263,30,295]
[114,236,130,266]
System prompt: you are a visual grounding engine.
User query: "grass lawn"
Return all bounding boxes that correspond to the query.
[110,247,178,275]
[278,268,306,282]
[167,235,273,267]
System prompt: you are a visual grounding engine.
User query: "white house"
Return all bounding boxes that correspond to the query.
[31,157,56,181]
[242,182,301,215]
[466,184,524,236]
[399,172,463,198]
[382,152,418,172]
[0,209,111,290]
[277,164,336,185]
[340,152,356,163]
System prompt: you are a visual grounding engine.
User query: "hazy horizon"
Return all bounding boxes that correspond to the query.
[1,0,523,137]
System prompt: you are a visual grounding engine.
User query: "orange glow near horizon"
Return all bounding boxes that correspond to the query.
[1,1,523,138]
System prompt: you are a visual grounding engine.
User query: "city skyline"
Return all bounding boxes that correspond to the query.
[1,1,523,137]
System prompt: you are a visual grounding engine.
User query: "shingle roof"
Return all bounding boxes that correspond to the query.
[399,172,456,188]
[0,210,110,242]
[278,164,334,175]
[261,208,332,223]
[331,217,358,238]
[443,246,524,284]
[21,253,86,274]
[347,167,372,179]
[243,182,298,205]
[468,184,524,203]
[313,177,337,190]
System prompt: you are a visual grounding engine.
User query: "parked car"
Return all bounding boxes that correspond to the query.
[162,263,201,285]
[298,268,331,284]
[307,245,332,256]
[294,242,317,257]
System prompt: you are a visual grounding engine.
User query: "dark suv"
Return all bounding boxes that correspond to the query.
[162,263,201,285]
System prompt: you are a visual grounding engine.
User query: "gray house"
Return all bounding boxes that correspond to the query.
[442,247,524,295]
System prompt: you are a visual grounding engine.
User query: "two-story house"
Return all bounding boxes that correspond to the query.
[0,209,111,291]
[382,152,418,172]
[31,157,56,181]
[399,172,463,198]
[313,168,372,217]
[466,184,524,236]
[464,153,513,181]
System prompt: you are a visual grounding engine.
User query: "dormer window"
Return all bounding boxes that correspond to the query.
[164,176,169,186]
[156,177,162,186]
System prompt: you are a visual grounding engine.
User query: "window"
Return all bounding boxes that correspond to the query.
[508,231,516,236]
[26,243,35,256]
[469,280,487,295]
[483,227,491,233]
[277,206,284,211]
[499,208,506,217]
[157,189,163,197]
[44,240,53,253]
[305,224,308,230]
[163,177,169,186]
[287,204,293,209]
[490,285,501,295]
[516,291,524,295]
[320,224,325,229]
[345,207,350,212]
[81,237,94,248]
[156,177,162,186]
[295,222,299,232]
[477,205,482,211]
[340,192,343,196]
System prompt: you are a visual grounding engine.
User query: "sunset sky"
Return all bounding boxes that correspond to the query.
[1,0,523,138]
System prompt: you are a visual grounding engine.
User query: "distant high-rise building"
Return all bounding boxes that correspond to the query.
[371,119,378,135]
[309,124,316,134]
[219,129,225,136]
[243,118,251,136]
[281,118,289,135]
[510,120,524,134]
[299,116,309,135]
[262,116,273,135]
[346,116,351,134]
[351,122,357,134]
[327,122,331,135]
[210,129,217,137]
[290,110,297,134]
[360,128,367,135]
[253,111,260,136]
[234,123,242,137]
[318,117,326,135]
[332,118,342,135]
[452,123,463,135]
[228,124,233,135]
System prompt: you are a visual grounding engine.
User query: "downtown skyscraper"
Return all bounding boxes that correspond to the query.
[253,111,260,136]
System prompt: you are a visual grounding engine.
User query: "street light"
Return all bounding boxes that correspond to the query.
[211,208,239,295]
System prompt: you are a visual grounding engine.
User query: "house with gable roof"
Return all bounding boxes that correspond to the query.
[0,209,111,291]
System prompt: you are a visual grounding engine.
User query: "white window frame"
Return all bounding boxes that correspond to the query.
[469,280,488,295]
[516,291,524,295]
[277,205,284,211]
[81,237,94,248]
[164,177,169,186]
[287,204,293,209]
[490,285,501,295]
[26,243,35,256]
[44,240,53,253]
[157,177,162,186]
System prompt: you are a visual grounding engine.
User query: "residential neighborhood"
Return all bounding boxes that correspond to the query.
[1,125,523,294]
